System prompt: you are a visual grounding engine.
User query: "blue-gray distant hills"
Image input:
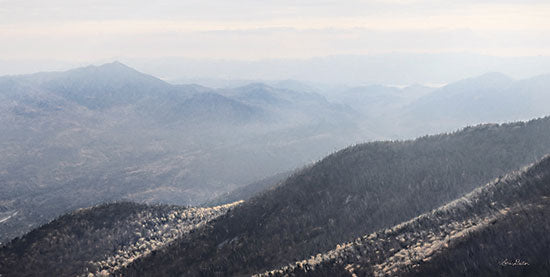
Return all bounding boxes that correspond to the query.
[0,62,359,242]
[398,72,550,136]
[1,62,550,245]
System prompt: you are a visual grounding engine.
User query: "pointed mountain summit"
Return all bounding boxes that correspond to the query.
[39,62,172,109]
[67,61,160,80]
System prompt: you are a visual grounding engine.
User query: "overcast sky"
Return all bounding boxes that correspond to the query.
[1,0,549,63]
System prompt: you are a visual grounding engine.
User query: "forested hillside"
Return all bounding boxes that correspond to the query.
[0,201,241,277]
[4,63,550,245]
[205,170,293,206]
[120,117,550,276]
[259,156,550,276]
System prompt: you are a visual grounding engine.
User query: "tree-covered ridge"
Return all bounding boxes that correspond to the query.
[0,201,241,277]
[205,170,293,206]
[119,117,550,276]
[258,156,550,276]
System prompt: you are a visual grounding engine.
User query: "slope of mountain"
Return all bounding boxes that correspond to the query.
[261,156,550,276]
[205,170,293,206]
[269,80,320,95]
[152,91,263,125]
[0,201,241,277]
[38,61,174,110]
[503,74,550,119]
[400,73,550,137]
[0,62,362,243]
[219,83,357,128]
[120,117,550,276]
[322,83,434,118]
[331,85,402,116]
[313,83,435,139]
[406,72,513,119]
[6,61,260,125]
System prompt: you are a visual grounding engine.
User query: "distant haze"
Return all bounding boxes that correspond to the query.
[1,0,550,85]
[124,54,550,87]
[2,53,550,88]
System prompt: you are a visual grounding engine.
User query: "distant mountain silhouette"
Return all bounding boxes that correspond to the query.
[400,73,550,136]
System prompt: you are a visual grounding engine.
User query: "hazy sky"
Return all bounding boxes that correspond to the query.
[1,0,549,62]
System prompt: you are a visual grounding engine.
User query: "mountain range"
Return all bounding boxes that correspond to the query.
[2,61,550,253]
[3,116,550,276]
[0,62,360,242]
[119,117,550,276]
[395,72,550,137]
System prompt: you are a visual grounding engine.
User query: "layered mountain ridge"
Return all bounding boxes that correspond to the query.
[120,117,550,276]
[0,62,359,242]
[2,63,550,277]
[260,156,550,276]
[2,117,550,276]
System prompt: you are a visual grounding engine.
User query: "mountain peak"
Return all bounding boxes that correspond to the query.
[60,61,167,86]
[88,61,139,74]
[34,61,172,109]
[99,60,130,69]
[476,72,513,82]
